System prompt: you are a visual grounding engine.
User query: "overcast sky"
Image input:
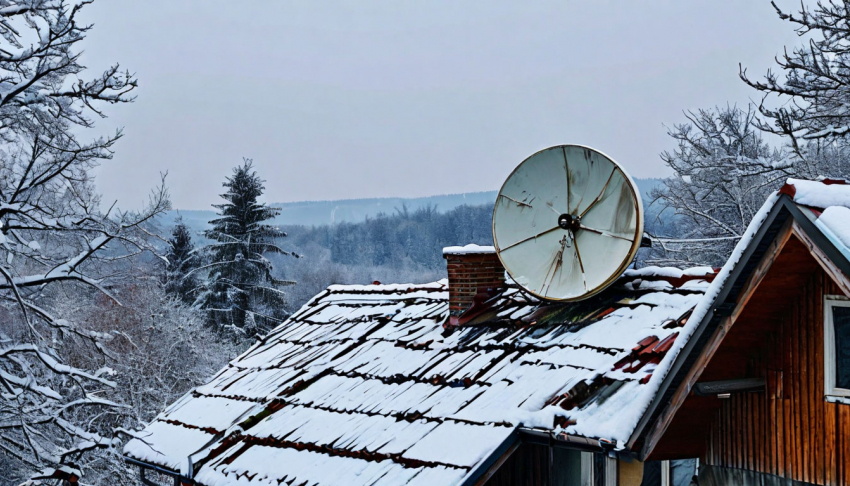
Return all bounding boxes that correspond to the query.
[81,1,802,210]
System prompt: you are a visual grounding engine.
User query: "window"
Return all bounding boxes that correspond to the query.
[551,448,597,486]
[643,459,697,486]
[825,296,850,398]
[668,459,698,486]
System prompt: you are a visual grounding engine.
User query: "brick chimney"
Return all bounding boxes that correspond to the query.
[443,244,506,326]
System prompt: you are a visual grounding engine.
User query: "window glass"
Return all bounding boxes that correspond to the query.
[670,458,697,486]
[551,448,582,486]
[834,305,850,390]
[640,460,661,486]
[593,454,605,486]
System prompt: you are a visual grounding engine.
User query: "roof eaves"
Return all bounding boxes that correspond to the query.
[123,456,190,484]
[625,193,850,459]
[519,428,609,453]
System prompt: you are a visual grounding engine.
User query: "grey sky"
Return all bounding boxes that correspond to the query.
[82,1,801,210]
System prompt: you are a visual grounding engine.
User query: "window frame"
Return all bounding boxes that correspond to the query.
[824,295,850,399]
[661,460,671,486]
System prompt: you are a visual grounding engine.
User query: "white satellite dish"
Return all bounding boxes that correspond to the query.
[492,145,643,301]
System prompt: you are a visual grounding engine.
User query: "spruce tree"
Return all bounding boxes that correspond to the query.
[164,216,197,304]
[199,159,297,335]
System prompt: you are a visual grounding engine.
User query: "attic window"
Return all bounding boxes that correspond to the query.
[825,296,850,399]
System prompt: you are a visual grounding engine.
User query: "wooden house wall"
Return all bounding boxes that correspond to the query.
[702,268,850,485]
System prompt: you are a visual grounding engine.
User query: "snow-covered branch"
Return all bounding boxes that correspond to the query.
[0,1,172,482]
[650,106,793,265]
[740,0,850,177]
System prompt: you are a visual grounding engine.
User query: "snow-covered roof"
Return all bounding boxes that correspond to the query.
[124,267,713,485]
[782,178,850,261]
[784,177,850,210]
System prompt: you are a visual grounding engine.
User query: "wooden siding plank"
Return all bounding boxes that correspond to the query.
[840,405,850,486]
[737,393,744,470]
[747,391,754,471]
[789,290,805,479]
[771,331,782,477]
[814,275,825,485]
[784,300,794,480]
[723,398,729,468]
[801,277,811,484]
[756,388,763,473]
[825,400,837,486]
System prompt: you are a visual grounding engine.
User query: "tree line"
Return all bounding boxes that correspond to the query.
[285,204,493,270]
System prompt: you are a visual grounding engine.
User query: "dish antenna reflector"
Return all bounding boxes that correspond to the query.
[492,145,643,301]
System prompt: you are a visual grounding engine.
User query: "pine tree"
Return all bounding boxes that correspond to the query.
[165,216,198,303]
[199,159,297,335]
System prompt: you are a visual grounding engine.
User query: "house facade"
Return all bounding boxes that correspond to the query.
[124,178,850,486]
[640,179,850,485]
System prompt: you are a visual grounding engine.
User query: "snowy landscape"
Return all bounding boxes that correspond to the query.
[2,1,850,486]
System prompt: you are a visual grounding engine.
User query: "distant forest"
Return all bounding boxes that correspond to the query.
[272,201,671,310]
[273,204,493,308]
[165,179,669,311]
[286,204,492,269]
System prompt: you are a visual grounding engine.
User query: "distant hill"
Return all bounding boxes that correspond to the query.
[162,178,664,235]
[163,191,497,235]
[273,191,498,226]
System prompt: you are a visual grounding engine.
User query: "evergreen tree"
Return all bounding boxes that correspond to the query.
[198,159,297,335]
[165,216,198,303]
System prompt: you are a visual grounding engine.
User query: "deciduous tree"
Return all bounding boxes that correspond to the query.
[0,0,169,481]
[649,106,791,266]
[741,0,850,177]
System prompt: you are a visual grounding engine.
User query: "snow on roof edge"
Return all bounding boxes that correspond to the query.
[786,178,850,209]
[442,244,496,255]
[814,206,850,264]
[623,266,715,279]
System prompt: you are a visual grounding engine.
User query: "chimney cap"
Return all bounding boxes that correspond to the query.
[442,244,496,256]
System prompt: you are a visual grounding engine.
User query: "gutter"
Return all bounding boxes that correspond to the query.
[519,428,605,453]
[459,427,632,486]
[520,428,639,463]
[459,428,519,486]
[124,456,193,486]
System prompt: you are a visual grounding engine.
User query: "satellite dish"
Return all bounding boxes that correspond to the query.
[492,145,643,301]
